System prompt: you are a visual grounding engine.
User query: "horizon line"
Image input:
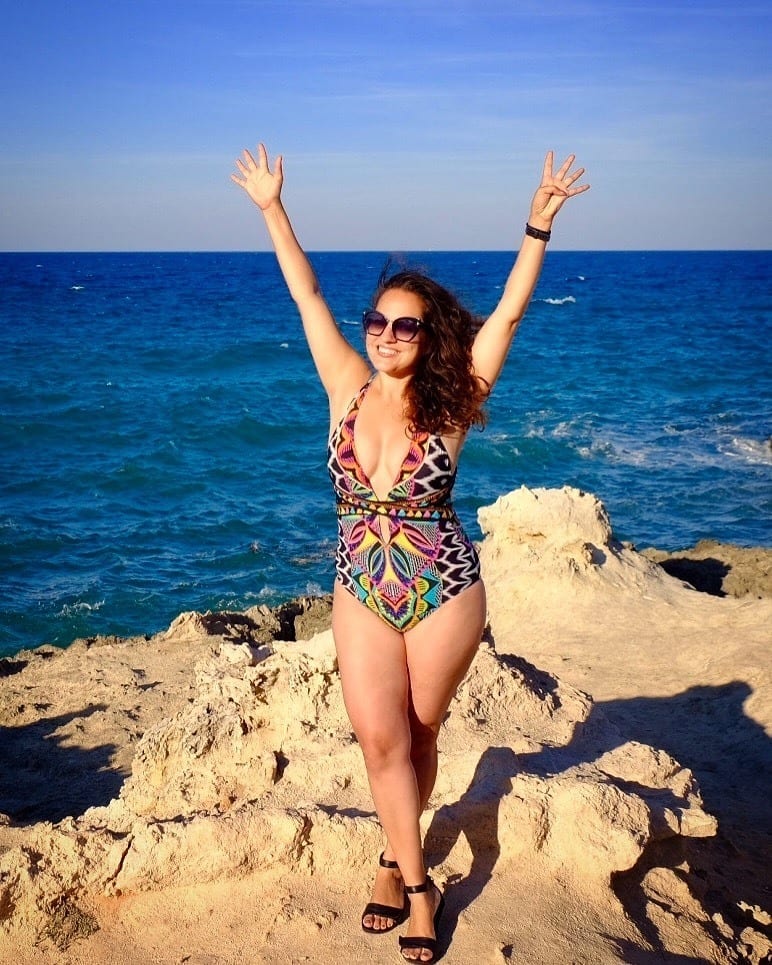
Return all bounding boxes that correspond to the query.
[3,247,771,255]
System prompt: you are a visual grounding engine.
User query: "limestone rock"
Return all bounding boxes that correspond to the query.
[1,486,767,963]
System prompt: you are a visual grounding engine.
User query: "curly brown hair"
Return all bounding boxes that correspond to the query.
[372,267,488,435]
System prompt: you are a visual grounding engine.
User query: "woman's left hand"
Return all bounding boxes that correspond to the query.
[528,151,589,229]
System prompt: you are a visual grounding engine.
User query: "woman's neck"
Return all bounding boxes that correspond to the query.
[370,371,412,406]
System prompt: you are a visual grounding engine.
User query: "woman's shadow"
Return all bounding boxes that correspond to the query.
[422,651,771,960]
[424,744,519,951]
[0,704,123,823]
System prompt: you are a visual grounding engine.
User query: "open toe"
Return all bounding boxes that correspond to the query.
[361,853,408,934]
[398,876,445,963]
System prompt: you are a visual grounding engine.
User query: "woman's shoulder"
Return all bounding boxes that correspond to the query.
[437,425,467,468]
[328,365,373,426]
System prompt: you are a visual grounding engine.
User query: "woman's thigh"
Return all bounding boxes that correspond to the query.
[331,582,411,751]
[404,580,487,730]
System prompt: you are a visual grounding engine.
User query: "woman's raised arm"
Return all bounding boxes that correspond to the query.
[472,151,589,390]
[231,144,368,399]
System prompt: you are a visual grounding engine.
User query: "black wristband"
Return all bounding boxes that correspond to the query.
[525,222,551,242]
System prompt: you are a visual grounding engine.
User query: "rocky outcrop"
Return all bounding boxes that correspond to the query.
[0,487,769,963]
[0,628,718,941]
[642,540,772,599]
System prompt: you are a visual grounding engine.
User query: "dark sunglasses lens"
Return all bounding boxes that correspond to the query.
[363,311,387,335]
[392,318,421,341]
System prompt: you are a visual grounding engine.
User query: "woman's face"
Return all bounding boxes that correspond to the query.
[366,287,428,378]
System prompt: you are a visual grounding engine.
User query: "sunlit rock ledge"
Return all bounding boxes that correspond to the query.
[1,486,769,964]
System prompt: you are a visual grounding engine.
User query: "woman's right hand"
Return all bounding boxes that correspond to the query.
[231,143,283,210]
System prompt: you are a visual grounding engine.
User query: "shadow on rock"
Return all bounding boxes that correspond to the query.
[596,682,772,952]
[600,934,710,964]
[0,704,123,823]
[597,682,771,850]
[654,556,731,596]
[433,642,771,960]
[515,676,772,956]
[424,745,518,957]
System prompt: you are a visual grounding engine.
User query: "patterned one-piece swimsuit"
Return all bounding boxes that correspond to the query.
[327,380,481,631]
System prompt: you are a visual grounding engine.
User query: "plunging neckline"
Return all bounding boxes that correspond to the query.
[351,382,426,503]
[330,378,459,505]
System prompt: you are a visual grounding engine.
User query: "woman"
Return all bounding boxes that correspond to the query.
[231,144,588,963]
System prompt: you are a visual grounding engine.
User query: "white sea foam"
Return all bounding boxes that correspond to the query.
[552,420,576,438]
[57,600,104,618]
[541,296,576,306]
[588,438,650,466]
[582,425,761,472]
[725,436,772,465]
[70,285,85,291]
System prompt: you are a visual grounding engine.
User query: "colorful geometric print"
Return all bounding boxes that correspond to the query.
[327,380,481,631]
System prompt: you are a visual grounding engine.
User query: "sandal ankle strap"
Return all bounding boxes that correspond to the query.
[404,875,433,895]
[378,852,400,869]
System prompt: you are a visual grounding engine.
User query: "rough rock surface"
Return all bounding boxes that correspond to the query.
[478,485,772,963]
[641,540,772,599]
[1,486,770,964]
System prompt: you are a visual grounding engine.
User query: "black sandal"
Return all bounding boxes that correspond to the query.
[361,852,408,934]
[398,876,445,963]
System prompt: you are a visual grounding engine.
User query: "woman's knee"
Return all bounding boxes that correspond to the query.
[409,716,440,756]
[357,727,411,774]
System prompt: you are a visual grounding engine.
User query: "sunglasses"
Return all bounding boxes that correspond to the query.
[362,309,425,343]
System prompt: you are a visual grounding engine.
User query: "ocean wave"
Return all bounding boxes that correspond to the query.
[725,437,772,465]
[57,599,104,618]
[552,420,580,439]
[579,426,772,473]
[541,296,576,306]
[577,438,648,466]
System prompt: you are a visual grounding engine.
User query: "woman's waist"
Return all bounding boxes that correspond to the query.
[334,493,457,521]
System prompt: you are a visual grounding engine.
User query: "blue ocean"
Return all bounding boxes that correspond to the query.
[1,250,770,658]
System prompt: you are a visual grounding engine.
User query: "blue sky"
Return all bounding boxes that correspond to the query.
[1,0,770,250]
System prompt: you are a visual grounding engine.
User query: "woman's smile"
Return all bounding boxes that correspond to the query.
[367,288,426,373]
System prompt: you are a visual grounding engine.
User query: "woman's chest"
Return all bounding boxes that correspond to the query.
[353,407,421,500]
